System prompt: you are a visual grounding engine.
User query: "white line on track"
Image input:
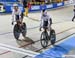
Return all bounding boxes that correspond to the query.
[0,43,40,57]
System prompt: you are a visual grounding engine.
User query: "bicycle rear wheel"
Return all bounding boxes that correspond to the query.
[50,29,56,45]
[21,23,27,37]
[40,31,49,48]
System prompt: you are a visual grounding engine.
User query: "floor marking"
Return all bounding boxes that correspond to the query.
[0,43,39,57]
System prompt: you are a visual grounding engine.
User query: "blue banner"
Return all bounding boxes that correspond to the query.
[30,5,40,11]
[40,4,46,10]
[0,2,64,13]
[0,0,18,2]
[46,4,53,9]
[56,2,64,7]
[3,3,24,13]
[29,2,64,12]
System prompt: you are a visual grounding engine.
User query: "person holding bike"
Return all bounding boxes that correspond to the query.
[11,3,27,41]
[39,9,52,31]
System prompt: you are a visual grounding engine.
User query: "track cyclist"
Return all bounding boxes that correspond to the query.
[11,3,27,41]
[39,9,52,32]
[39,9,56,48]
[11,3,23,25]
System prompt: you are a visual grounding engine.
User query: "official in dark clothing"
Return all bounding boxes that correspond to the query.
[23,0,27,8]
[22,0,28,17]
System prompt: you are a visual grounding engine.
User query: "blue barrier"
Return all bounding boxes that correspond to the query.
[35,34,75,58]
[0,0,18,2]
[29,2,64,12]
[46,4,54,9]
[0,3,24,13]
[0,2,64,13]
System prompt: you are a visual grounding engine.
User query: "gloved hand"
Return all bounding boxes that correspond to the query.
[11,22,14,25]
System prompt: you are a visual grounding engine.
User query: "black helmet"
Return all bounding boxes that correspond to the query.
[42,9,46,12]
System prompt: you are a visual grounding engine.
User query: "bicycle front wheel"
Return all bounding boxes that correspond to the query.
[40,31,49,48]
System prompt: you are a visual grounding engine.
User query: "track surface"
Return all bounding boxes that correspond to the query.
[0,5,75,58]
